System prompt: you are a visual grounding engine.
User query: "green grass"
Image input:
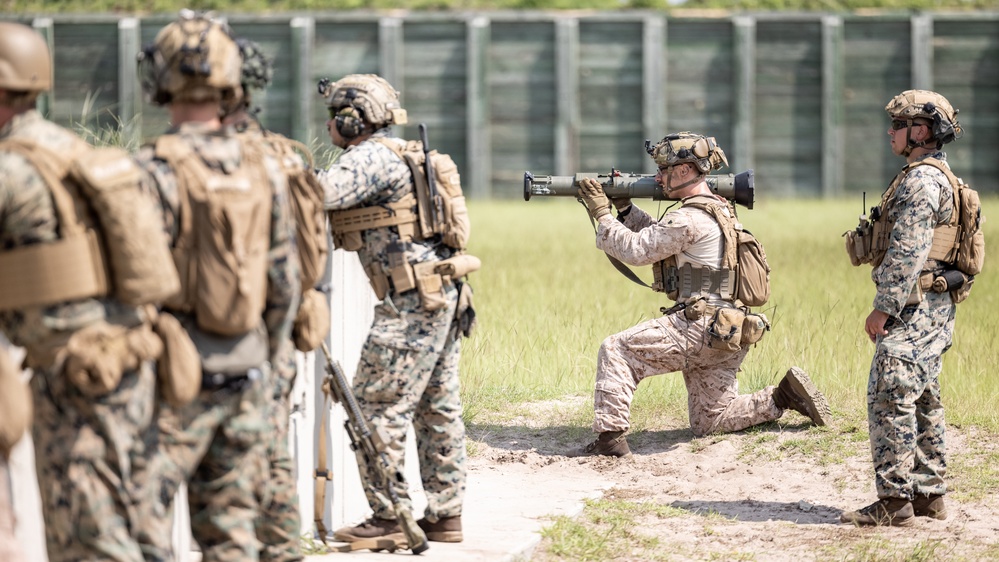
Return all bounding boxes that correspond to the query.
[461,197,999,433]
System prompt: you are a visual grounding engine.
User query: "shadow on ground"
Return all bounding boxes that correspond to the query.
[669,499,842,525]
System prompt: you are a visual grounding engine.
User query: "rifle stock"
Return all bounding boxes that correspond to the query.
[319,343,430,555]
[523,169,755,209]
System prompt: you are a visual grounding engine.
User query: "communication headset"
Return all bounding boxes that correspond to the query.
[333,87,366,139]
[334,105,366,139]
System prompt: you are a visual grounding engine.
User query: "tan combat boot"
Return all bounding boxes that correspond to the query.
[772,367,832,426]
[840,498,914,527]
[569,431,632,458]
[332,516,403,543]
[912,493,947,520]
[417,515,463,542]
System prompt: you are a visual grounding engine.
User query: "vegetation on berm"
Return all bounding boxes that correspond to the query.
[5,0,999,13]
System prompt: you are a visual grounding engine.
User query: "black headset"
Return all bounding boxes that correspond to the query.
[334,87,366,139]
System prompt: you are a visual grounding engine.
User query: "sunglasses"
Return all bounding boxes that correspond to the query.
[890,119,927,131]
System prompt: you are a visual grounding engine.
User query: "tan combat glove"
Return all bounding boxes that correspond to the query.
[578,177,612,221]
[0,348,31,460]
[611,197,632,213]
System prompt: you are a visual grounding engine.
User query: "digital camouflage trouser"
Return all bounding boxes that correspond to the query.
[256,391,302,562]
[31,363,156,562]
[352,286,467,522]
[593,311,781,437]
[134,377,270,562]
[868,291,955,500]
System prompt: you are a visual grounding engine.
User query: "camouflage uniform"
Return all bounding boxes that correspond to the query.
[234,118,306,562]
[0,110,157,561]
[132,121,300,562]
[592,201,781,437]
[318,129,467,523]
[868,151,955,500]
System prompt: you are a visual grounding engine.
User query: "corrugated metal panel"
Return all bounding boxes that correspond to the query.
[578,19,644,173]
[52,22,119,131]
[933,19,999,190]
[488,21,557,195]
[666,19,736,156]
[755,20,824,198]
[399,21,468,176]
[841,19,910,195]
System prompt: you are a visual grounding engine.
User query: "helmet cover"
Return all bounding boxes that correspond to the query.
[138,11,242,106]
[648,132,728,174]
[0,21,52,93]
[318,73,407,128]
[885,89,962,145]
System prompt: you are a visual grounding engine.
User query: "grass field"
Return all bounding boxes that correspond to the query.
[460,196,999,433]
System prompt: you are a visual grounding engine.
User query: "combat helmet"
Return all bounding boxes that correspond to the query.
[0,21,52,93]
[318,74,408,133]
[885,89,962,147]
[138,10,242,106]
[647,132,728,174]
[231,37,272,113]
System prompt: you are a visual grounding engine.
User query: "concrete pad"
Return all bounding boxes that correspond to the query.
[306,461,609,561]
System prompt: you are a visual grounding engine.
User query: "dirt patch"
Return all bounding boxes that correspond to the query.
[467,413,999,561]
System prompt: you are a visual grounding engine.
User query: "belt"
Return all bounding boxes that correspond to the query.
[201,366,263,392]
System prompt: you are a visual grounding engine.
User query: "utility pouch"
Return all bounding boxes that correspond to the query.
[741,312,770,346]
[293,288,331,352]
[843,228,871,267]
[707,306,746,352]
[387,242,416,294]
[182,317,269,378]
[153,311,201,407]
[61,320,163,397]
[904,281,924,306]
[414,261,448,312]
[951,275,974,304]
[683,298,708,321]
[363,263,389,301]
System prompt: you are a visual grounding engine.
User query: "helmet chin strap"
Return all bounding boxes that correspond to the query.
[664,167,702,197]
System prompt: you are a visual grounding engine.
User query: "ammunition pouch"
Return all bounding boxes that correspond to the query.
[707,306,745,352]
[293,288,331,352]
[153,311,201,407]
[702,305,769,351]
[414,261,448,312]
[60,320,163,398]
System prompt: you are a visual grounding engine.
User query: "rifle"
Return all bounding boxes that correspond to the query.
[419,123,444,229]
[523,168,755,209]
[317,343,430,555]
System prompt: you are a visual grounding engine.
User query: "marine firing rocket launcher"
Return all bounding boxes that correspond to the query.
[523,169,755,209]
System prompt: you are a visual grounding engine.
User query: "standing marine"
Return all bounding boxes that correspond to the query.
[131,11,301,560]
[0,21,177,561]
[572,132,831,457]
[223,36,330,562]
[318,73,476,546]
[841,90,978,526]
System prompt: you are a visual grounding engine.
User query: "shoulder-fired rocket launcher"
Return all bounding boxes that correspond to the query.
[523,169,755,209]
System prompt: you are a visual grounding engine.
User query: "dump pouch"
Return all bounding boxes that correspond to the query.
[434,254,482,280]
[707,306,746,352]
[413,261,448,312]
[61,320,163,397]
[153,311,201,407]
[293,288,331,352]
